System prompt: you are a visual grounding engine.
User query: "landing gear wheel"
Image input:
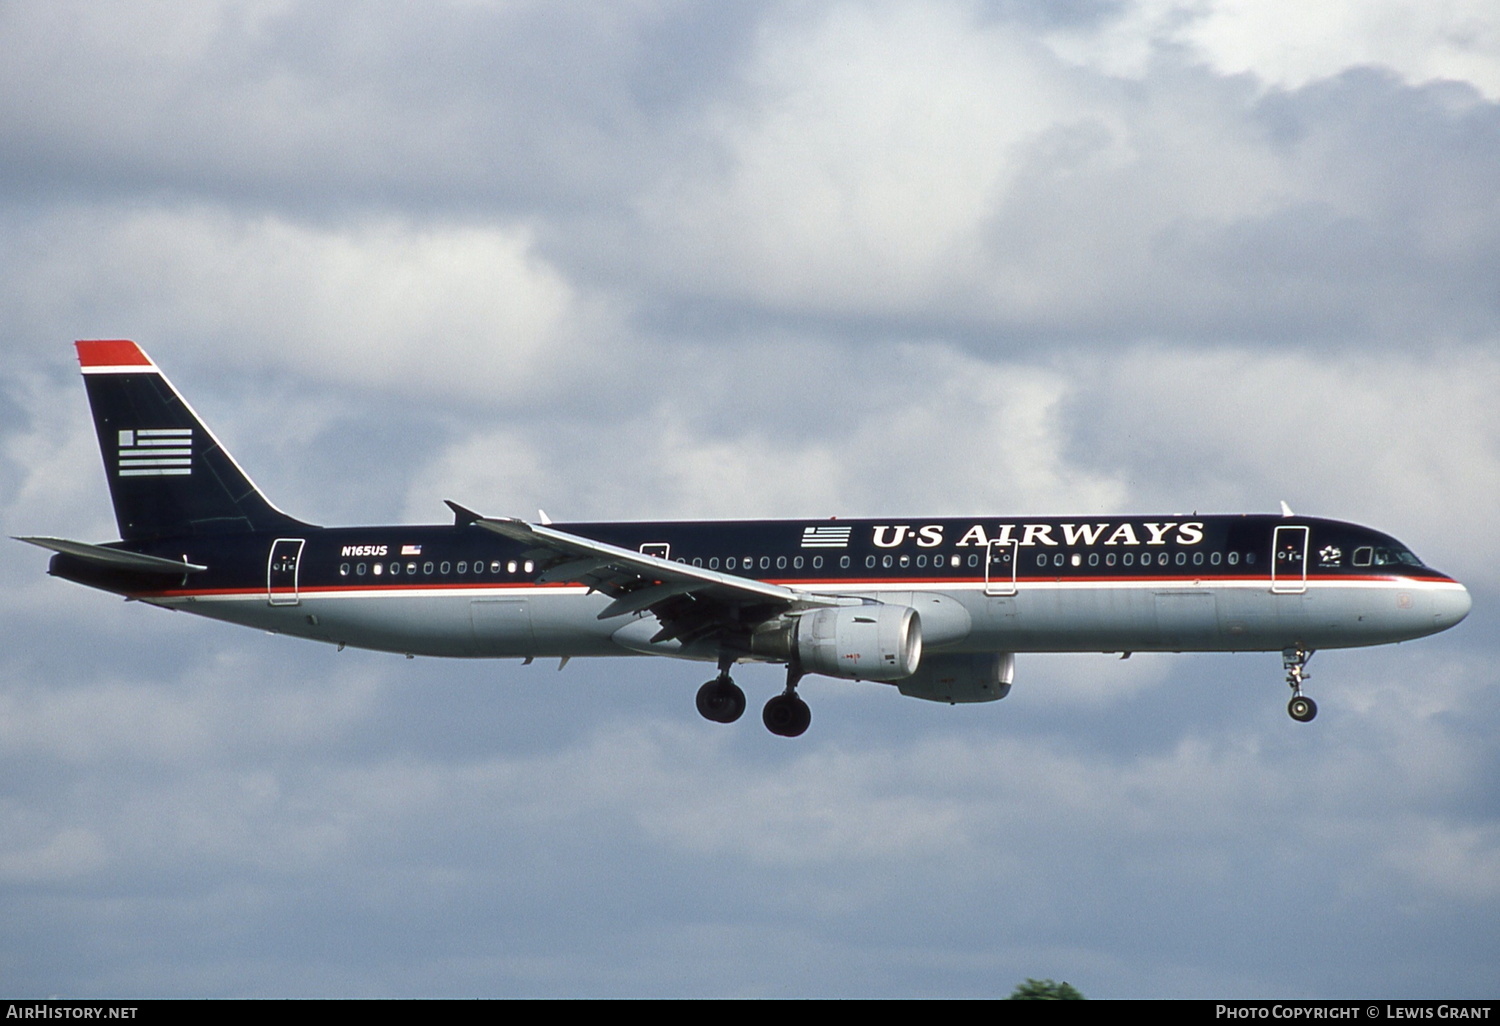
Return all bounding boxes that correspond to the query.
[1282,646,1318,724]
[696,677,746,723]
[1288,695,1318,723]
[762,693,811,737]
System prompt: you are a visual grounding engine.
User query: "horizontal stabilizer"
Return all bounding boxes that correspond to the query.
[14,536,208,574]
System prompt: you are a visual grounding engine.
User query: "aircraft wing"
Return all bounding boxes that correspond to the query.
[448,501,842,645]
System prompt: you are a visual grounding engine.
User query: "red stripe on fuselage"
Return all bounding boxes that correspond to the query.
[125,571,1458,601]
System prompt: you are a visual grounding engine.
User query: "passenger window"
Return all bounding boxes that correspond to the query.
[440,561,450,574]
[356,563,367,576]
[866,556,876,569]
[340,563,350,576]
[838,556,848,569]
[457,561,467,573]
[1228,552,1239,565]
[423,561,434,574]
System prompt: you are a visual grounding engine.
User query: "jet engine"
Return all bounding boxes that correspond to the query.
[752,604,922,681]
[895,652,1014,704]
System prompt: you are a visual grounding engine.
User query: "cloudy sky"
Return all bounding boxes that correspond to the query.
[2,0,1497,999]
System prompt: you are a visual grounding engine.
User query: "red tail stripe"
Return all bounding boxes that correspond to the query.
[76,339,152,368]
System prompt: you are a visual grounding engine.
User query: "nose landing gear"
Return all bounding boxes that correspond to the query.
[1283,646,1318,722]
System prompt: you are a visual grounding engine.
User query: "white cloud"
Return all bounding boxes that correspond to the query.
[406,343,1127,521]
[3,206,612,402]
[1066,343,1500,577]
[637,3,1115,315]
[1046,1,1500,99]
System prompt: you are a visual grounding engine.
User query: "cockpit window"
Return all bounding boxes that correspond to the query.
[1373,546,1423,567]
[1354,545,1422,568]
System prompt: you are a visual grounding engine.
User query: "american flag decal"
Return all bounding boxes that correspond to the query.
[117,428,192,477]
[801,525,852,548]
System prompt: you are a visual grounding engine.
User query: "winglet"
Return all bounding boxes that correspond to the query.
[445,500,483,526]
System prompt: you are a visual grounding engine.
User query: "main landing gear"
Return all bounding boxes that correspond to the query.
[762,666,811,738]
[696,665,746,724]
[1283,646,1318,722]
[696,658,811,737]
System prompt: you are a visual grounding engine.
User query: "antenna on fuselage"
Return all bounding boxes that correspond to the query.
[1280,501,1295,517]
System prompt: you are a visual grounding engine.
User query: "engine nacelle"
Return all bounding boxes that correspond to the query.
[753,604,922,682]
[896,652,1014,704]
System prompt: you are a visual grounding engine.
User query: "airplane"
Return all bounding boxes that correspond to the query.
[16,340,1472,737]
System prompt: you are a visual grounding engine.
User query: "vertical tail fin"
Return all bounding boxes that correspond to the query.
[76,340,311,540]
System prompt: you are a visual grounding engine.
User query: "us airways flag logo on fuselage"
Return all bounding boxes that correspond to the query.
[117,428,192,477]
[801,525,852,548]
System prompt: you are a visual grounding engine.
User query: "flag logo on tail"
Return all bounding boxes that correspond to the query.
[117,428,192,477]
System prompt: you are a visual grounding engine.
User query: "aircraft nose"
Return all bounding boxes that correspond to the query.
[1433,583,1472,630]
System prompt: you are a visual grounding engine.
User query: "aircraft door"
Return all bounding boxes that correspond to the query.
[984,539,1019,596]
[1271,525,1309,594]
[640,543,670,561]
[267,538,306,606]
